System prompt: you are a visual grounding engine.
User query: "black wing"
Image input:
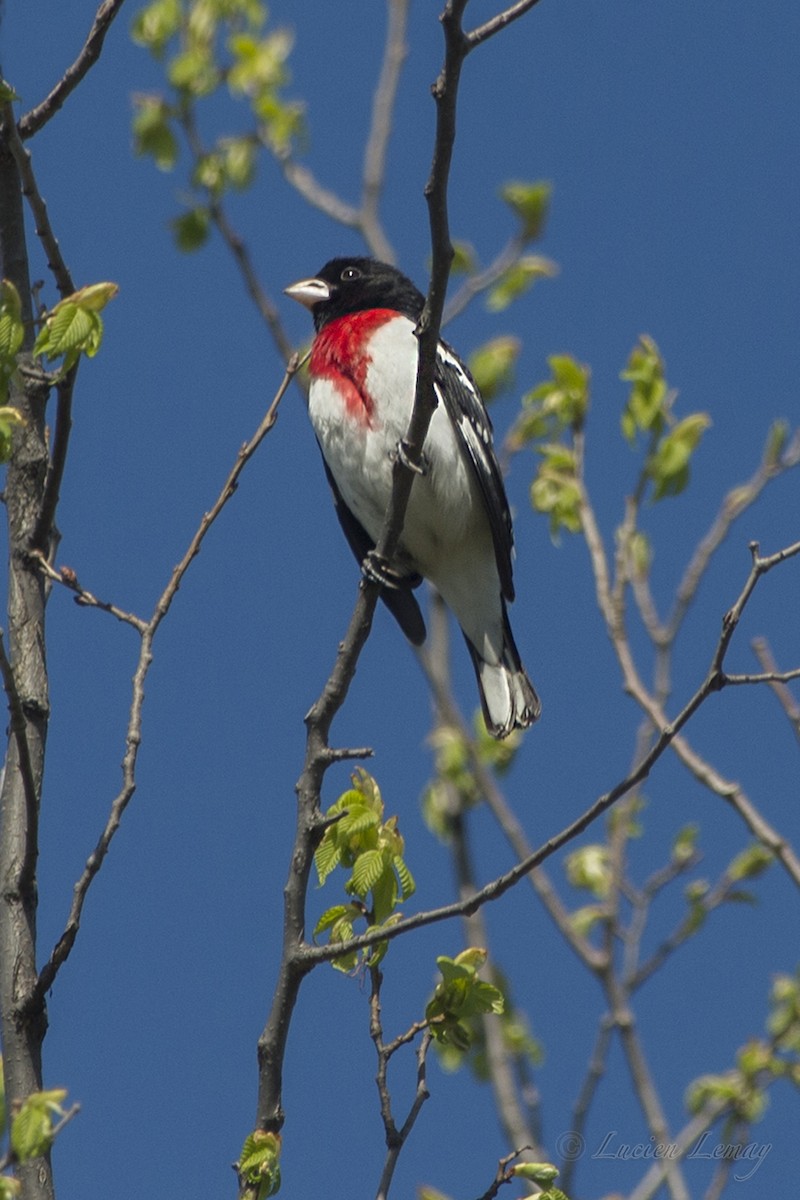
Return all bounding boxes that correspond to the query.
[433,342,515,601]
[319,453,427,646]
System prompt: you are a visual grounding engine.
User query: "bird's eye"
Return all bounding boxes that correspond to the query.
[340,266,361,282]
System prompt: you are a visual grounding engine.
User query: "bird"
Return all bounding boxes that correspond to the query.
[285,256,540,738]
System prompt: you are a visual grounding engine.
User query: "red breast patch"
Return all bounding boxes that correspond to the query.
[310,309,398,424]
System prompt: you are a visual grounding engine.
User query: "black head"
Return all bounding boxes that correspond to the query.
[285,257,425,331]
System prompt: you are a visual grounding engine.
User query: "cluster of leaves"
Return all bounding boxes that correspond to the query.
[509,353,590,539]
[0,1062,72,1198]
[425,948,505,1051]
[237,1130,281,1200]
[421,718,521,841]
[420,1159,569,1200]
[454,181,557,311]
[453,181,557,408]
[33,283,119,377]
[313,769,415,973]
[564,801,774,943]
[620,334,711,500]
[434,964,542,1079]
[687,970,800,1125]
[0,282,26,461]
[132,0,303,250]
[0,279,118,463]
[509,335,711,540]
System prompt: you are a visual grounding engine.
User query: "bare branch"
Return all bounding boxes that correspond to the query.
[415,616,604,972]
[277,155,362,228]
[466,0,546,50]
[252,0,481,1151]
[35,359,299,1001]
[4,117,74,297]
[443,232,525,323]
[578,445,800,888]
[361,0,409,262]
[752,636,800,745]
[209,201,296,365]
[666,429,800,641]
[30,552,147,632]
[561,1016,613,1194]
[18,0,129,139]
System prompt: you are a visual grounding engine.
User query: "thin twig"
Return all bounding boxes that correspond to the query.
[34,359,299,1002]
[30,552,147,632]
[295,538,800,969]
[666,430,800,642]
[561,1016,613,1195]
[4,117,74,297]
[466,0,546,49]
[210,201,296,364]
[18,0,129,139]
[751,636,800,746]
[361,0,409,262]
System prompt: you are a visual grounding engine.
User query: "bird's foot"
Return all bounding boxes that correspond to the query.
[392,439,427,476]
[361,551,412,591]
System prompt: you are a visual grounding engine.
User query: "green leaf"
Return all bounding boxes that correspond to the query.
[530,443,582,539]
[313,904,354,938]
[569,904,606,938]
[729,843,773,882]
[0,279,25,362]
[349,848,386,898]
[450,241,477,275]
[313,833,341,886]
[486,255,557,312]
[513,1162,559,1185]
[620,335,669,442]
[0,406,26,463]
[222,136,257,190]
[168,46,219,96]
[171,207,211,252]
[763,418,789,468]
[500,180,552,241]
[239,1130,282,1199]
[566,845,612,898]
[647,412,711,500]
[370,868,398,926]
[131,0,183,57]
[33,284,118,372]
[10,1089,67,1162]
[132,96,179,171]
[468,336,520,403]
[394,855,415,900]
[672,823,699,865]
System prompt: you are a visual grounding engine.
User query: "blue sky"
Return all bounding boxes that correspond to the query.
[2,1,800,1197]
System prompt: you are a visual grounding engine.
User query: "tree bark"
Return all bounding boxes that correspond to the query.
[0,113,54,1200]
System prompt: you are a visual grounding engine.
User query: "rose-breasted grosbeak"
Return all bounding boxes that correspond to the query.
[285,256,540,737]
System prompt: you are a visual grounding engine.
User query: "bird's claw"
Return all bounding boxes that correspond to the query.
[361,551,409,591]
[392,440,427,476]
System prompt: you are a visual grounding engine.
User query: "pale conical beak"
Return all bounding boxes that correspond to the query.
[284,277,332,310]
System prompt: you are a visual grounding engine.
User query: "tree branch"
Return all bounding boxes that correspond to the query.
[34,358,298,1002]
[466,0,546,50]
[0,97,54,1200]
[18,0,129,139]
[250,0,486,1156]
[360,0,410,263]
[751,636,800,745]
